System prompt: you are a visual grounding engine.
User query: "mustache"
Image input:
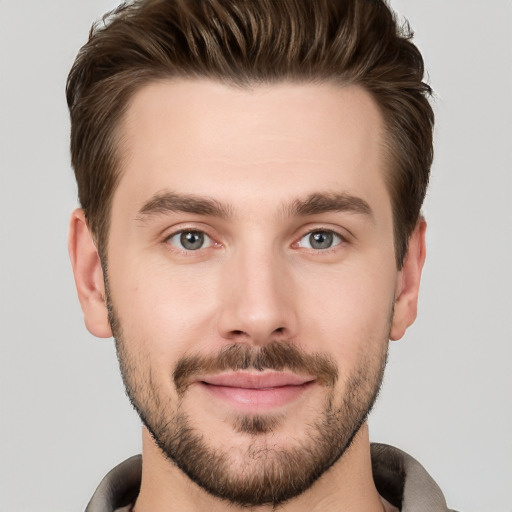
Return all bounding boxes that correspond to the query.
[173,341,338,396]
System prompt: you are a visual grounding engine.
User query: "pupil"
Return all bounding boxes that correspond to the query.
[310,232,332,249]
[181,231,204,250]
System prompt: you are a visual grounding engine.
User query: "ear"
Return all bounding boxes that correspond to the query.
[68,209,113,338]
[390,218,427,341]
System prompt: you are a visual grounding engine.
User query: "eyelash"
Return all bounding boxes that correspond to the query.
[295,228,346,252]
[164,227,217,253]
[162,227,347,254]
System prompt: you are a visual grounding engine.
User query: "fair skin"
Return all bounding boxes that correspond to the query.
[69,80,425,512]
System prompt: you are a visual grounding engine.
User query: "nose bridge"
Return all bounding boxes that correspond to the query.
[217,235,297,344]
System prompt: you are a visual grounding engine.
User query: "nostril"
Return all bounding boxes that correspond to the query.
[274,327,285,334]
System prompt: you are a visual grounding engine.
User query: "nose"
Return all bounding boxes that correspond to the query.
[216,243,298,346]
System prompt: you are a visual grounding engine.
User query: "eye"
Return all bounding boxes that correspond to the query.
[167,230,213,251]
[298,230,343,250]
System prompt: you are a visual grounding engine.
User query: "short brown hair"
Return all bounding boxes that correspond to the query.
[67,0,434,267]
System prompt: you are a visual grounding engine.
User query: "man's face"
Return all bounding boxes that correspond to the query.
[102,80,403,505]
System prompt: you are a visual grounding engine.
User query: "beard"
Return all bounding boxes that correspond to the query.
[108,296,389,507]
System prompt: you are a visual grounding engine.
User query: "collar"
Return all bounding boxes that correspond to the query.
[86,443,454,512]
[371,443,452,511]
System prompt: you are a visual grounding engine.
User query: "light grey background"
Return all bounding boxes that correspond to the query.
[0,1,511,511]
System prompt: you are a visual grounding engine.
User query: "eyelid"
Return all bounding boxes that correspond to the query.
[294,227,348,250]
[162,225,221,253]
[167,230,212,250]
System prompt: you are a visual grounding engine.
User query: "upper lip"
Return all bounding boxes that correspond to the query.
[198,371,315,389]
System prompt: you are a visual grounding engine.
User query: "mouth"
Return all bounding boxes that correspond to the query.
[196,371,316,411]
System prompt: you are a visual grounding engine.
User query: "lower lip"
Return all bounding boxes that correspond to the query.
[200,382,314,411]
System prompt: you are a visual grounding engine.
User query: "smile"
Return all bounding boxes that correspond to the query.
[197,371,316,410]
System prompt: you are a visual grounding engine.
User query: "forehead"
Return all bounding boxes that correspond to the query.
[115,79,389,214]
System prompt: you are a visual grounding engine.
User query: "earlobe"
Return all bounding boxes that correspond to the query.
[68,209,113,338]
[390,218,427,341]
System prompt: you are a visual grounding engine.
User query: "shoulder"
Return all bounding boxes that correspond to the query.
[85,455,142,512]
[370,443,459,512]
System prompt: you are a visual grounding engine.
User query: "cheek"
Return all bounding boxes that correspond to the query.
[109,257,222,359]
[296,262,395,361]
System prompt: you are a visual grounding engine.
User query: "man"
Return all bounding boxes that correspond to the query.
[67,0,456,510]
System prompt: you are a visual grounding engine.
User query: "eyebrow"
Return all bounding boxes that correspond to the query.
[137,191,232,221]
[284,192,373,220]
[136,190,373,222]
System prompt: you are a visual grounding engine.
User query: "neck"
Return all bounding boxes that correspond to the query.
[133,423,385,512]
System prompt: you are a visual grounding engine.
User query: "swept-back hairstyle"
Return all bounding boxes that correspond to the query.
[67,0,434,267]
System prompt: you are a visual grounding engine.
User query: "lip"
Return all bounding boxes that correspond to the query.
[197,371,316,411]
